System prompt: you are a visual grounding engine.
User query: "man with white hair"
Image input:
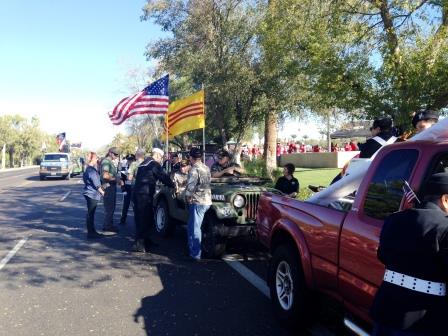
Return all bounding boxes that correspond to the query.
[132,148,174,253]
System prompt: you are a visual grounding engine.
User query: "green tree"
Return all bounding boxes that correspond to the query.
[142,0,266,149]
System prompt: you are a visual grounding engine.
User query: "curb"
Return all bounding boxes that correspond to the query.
[0,165,39,173]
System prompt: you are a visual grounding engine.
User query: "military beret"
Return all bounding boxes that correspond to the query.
[372,117,392,130]
[424,172,448,196]
[412,109,439,128]
[189,147,202,159]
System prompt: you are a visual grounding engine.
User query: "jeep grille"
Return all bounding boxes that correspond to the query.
[245,193,260,220]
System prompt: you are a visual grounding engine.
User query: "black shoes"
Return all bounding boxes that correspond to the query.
[103,225,119,233]
[131,239,159,253]
[131,240,146,253]
[87,231,104,239]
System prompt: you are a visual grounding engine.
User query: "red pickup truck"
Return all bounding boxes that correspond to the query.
[257,140,448,334]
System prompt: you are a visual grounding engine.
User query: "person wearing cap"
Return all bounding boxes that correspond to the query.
[173,159,190,198]
[185,147,212,260]
[100,147,122,233]
[370,172,448,336]
[359,117,397,159]
[132,148,174,253]
[211,149,245,178]
[170,153,182,173]
[412,109,439,134]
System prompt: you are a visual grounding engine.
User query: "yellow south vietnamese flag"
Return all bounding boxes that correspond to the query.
[164,90,205,139]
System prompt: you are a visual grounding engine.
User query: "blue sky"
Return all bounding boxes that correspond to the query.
[0,0,163,149]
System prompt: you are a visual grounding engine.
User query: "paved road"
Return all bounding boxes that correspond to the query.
[0,168,346,336]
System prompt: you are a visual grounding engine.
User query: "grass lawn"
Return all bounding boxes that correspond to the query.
[293,167,341,200]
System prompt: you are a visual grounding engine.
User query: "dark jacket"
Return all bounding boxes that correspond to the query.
[370,202,448,335]
[133,158,174,196]
[359,131,397,158]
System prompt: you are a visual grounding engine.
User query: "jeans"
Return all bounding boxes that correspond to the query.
[120,184,133,224]
[187,203,210,259]
[103,183,117,228]
[84,195,98,233]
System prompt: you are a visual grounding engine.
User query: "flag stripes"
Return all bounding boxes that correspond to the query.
[108,75,169,125]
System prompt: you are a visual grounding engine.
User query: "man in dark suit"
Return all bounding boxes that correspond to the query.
[132,148,174,253]
[370,173,448,336]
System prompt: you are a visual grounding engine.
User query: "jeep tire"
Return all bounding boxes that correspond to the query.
[201,213,226,258]
[269,244,310,328]
[155,199,174,237]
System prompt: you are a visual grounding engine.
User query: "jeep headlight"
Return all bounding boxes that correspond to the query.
[233,194,245,208]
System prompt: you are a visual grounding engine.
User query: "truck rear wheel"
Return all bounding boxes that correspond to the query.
[269,244,310,328]
[155,199,174,237]
[201,213,226,258]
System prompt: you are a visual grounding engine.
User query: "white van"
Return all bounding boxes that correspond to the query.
[39,152,73,180]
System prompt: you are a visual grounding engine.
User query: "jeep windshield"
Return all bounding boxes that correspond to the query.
[43,154,68,161]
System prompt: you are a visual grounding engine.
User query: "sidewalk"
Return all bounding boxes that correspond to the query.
[0,165,39,173]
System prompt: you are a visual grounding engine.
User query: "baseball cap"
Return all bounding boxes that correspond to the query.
[189,147,202,159]
[109,147,120,156]
[217,149,230,159]
[372,117,392,131]
[412,109,439,128]
[424,172,448,196]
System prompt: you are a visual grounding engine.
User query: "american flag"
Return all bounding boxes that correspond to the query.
[109,75,169,125]
[402,180,420,204]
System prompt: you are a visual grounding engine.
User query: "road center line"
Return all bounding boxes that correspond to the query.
[0,238,28,271]
[223,258,270,299]
[59,191,71,202]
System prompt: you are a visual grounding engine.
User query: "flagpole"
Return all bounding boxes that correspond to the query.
[202,84,205,162]
[165,114,169,159]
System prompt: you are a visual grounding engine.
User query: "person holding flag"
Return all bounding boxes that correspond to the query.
[370,173,448,335]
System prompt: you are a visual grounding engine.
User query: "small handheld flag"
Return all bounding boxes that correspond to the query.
[402,180,420,204]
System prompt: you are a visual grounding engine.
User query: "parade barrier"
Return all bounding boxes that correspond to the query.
[308,118,448,205]
[279,151,359,169]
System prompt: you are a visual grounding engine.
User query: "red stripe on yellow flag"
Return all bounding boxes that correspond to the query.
[163,90,205,139]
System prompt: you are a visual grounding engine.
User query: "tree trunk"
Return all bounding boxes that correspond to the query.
[263,107,277,178]
[326,111,331,152]
[8,147,14,168]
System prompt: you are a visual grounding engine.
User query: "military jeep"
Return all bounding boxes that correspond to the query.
[153,154,279,257]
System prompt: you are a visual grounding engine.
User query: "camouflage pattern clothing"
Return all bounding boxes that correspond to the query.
[210,161,241,176]
[186,161,212,205]
[173,171,188,194]
[127,159,143,185]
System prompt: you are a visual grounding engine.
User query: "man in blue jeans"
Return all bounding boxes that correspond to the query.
[185,147,212,260]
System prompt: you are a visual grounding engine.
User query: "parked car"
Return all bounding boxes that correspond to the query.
[256,139,448,334]
[154,152,281,257]
[39,152,73,180]
[70,157,83,177]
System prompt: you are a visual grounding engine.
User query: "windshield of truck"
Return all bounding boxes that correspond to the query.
[43,154,68,161]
